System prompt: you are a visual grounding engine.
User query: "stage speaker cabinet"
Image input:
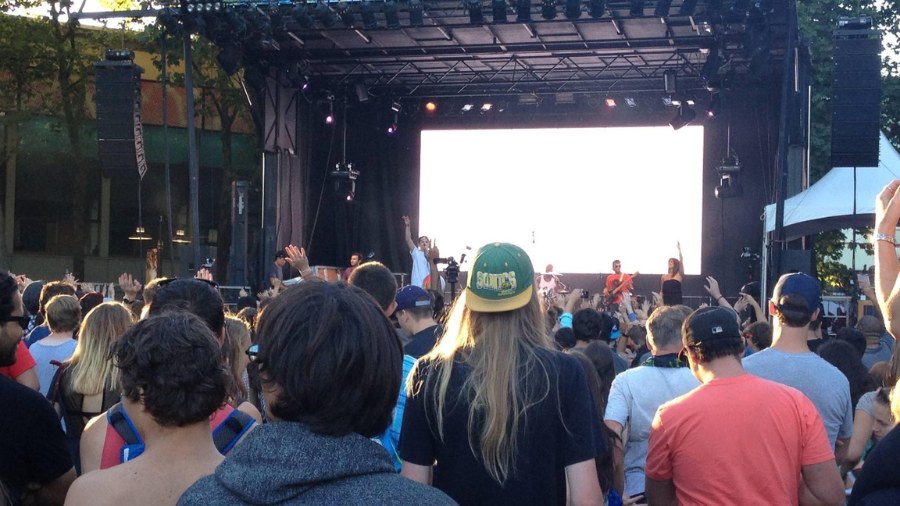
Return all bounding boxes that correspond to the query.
[780,249,813,277]
[94,57,147,180]
[831,30,881,168]
[228,181,251,286]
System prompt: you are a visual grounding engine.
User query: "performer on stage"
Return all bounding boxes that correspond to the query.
[660,242,684,306]
[341,252,362,281]
[537,264,567,301]
[402,215,431,288]
[603,260,634,307]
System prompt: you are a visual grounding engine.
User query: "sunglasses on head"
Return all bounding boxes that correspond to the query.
[0,315,30,330]
[245,343,260,363]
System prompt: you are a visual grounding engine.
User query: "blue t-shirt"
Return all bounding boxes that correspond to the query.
[29,339,77,397]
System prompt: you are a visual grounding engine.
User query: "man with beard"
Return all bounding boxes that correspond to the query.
[0,271,75,505]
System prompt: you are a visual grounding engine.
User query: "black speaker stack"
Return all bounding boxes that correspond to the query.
[94,50,147,181]
[831,19,881,168]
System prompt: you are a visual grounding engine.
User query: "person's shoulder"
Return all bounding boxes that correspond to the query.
[0,374,51,410]
[178,475,230,506]
[66,467,127,506]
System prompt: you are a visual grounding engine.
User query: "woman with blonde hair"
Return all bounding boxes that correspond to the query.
[222,315,253,406]
[52,301,133,472]
[399,242,605,505]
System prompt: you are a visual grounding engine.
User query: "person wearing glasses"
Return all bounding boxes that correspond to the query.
[180,282,455,505]
[645,306,844,506]
[65,313,229,506]
[0,271,75,506]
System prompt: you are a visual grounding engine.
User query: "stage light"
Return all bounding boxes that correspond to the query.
[409,0,424,26]
[481,103,493,112]
[669,104,696,130]
[706,94,721,118]
[173,229,191,244]
[337,3,356,27]
[461,104,474,112]
[541,0,557,19]
[292,4,313,29]
[516,0,531,21]
[128,226,152,241]
[387,123,398,134]
[715,174,743,199]
[360,1,378,28]
[662,96,673,106]
[565,0,581,19]
[468,0,484,24]
[330,163,359,201]
[314,1,337,28]
[383,0,400,28]
[625,97,637,107]
[325,114,334,124]
[424,101,437,112]
[654,0,671,17]
[492,0,508,22]
[605,97,617,107]
[629,0,644,16]
[589,0,605,17]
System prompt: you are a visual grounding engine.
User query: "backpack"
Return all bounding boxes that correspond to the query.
[104,402,255,465]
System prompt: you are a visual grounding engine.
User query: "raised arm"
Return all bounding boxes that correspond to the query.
[676,241,684,280]
[285,245,317,282]
[402,215,416,252]
[874,180,900,339]
[704,276,733,311]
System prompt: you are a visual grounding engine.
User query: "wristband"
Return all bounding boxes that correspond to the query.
[874,232,897,246]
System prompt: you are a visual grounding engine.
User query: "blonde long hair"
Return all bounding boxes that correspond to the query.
[223,315,252,403]
[67,302,133,395]
[412,289,552,484]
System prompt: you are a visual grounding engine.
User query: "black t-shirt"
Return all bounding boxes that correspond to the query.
[403,324,442,359]
[0,375,72,504]
[399,347,605,505]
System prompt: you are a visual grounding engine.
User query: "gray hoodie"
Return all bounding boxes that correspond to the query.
[178,422,455,505]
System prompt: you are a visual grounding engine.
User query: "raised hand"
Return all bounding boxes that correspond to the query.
[117,273,142,301]
[285,244,311,274]
[195,268,214,282]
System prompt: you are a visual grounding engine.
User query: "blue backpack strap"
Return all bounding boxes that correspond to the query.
[211,409,255,455]
[107,402,145,463]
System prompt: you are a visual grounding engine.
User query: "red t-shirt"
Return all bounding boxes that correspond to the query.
[0,342,37,379]
[646,374,835,505]
[604,273,633,304]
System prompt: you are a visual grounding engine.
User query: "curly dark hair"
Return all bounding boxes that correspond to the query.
[817,339,877,409]
[255,282,403,437]
[347,261,398,312]
[113,312,228,427]
[573,308,611,343]
[148,279,225,336]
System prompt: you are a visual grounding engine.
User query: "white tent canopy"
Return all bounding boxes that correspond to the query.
[764,132,900,240]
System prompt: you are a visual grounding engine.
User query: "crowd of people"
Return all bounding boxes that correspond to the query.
[3,183,900,505]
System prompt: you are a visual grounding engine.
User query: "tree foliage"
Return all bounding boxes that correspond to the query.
[798,0,900,292]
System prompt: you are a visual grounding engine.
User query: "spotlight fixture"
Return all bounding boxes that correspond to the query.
[314,1,337,27]
[565,0,581,19]
[383,0,400,28]
[541,0,556,19]
[589,0,605,18]
[625,97,637,107]
[516,0,531,21]
[391,101,402,113]
[325,114,334,124]
[468,0,484,24]
[669,104,696,130]
[706,93,721,118]
[387,123,398,135]
[325,96,335,125]
[715,174,743,199]
[129,226,152,241]
[492,0,508,22]
[461,104,474,112]
[662,96,673,106]
[409,0,424,26]
[663,69,677,94]
[360,1,378,28]
[337,3,356,27]
[329,163,360,201]
[605,97,617,107]
[173,229,192,244]
[481,103,493,112]
[424,101,437,113]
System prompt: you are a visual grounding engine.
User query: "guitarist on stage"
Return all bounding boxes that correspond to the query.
[603,260,635,308]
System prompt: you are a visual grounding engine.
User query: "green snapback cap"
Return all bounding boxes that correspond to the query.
[465,242,534,313]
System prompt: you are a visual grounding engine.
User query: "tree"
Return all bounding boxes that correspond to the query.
[797,0,900,292]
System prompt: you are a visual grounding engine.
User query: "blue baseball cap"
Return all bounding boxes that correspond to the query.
[771,273,821,316]
[395,285,432,312]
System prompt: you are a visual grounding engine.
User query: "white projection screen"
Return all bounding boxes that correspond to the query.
[419,126,704,275]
